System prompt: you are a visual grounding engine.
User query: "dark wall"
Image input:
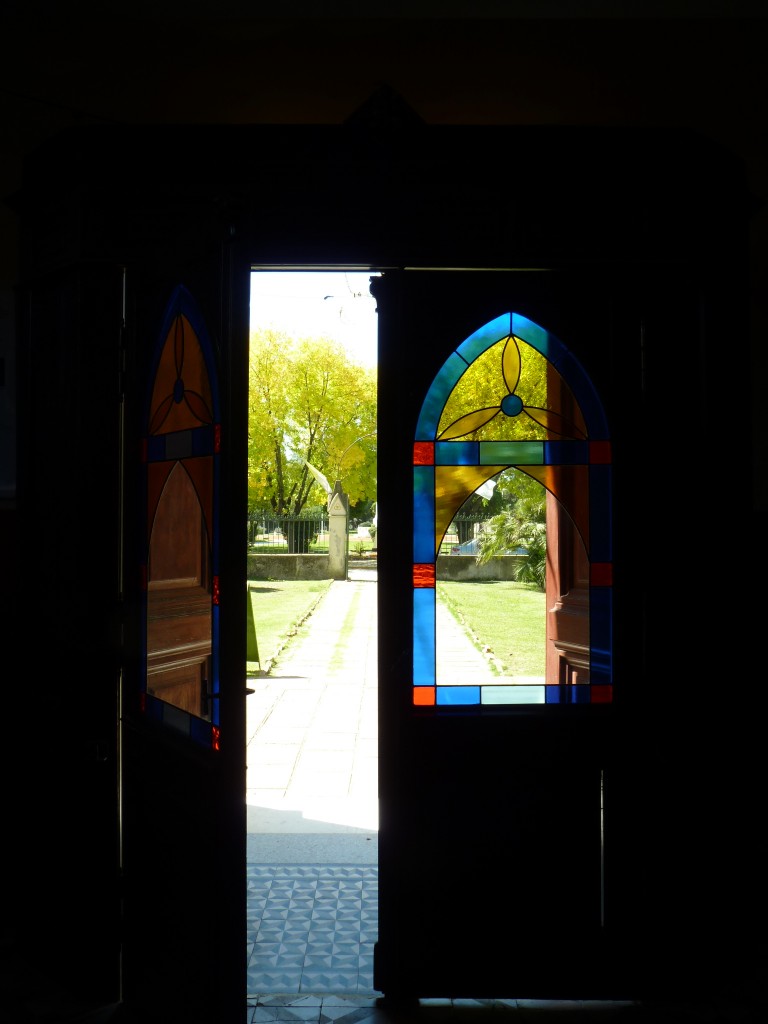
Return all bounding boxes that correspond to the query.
[2,11,767,517]
[2,8,767,1010]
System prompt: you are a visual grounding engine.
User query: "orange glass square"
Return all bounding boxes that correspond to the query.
[413,687,436,706]
[413,564,436,587]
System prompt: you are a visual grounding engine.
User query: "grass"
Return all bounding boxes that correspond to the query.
[246,578,333,673]
[246,575,545,680]
[436,580,545,677]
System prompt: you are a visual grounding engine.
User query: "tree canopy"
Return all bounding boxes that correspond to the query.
[248,329,377,516]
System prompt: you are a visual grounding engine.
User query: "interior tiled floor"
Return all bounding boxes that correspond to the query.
[246,864,379,998]
[243,863,766,1024]
[243,574,767,1023]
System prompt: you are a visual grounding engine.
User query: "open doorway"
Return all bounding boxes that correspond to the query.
[245,270,380,996]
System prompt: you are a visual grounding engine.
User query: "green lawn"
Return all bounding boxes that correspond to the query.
[436,580,545,677]
[246,578,333,673]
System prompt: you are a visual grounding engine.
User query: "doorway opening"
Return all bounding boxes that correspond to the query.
[245,269,380,996]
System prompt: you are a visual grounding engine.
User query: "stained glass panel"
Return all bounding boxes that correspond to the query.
[413,314,612,709]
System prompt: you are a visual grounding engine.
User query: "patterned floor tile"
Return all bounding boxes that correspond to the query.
[247,864,380,998]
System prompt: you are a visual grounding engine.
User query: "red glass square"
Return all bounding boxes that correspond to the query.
[591,685,613,703]
[413,441,435,465]
[589,440,612,464]
[591,562,613,586]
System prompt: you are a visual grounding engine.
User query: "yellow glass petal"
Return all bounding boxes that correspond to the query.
[437,340,505,437]
[524,406,587,441]
[501,335,521,393]
[438,406,499,440]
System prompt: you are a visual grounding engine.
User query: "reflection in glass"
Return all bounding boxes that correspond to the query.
[141,287,221,746]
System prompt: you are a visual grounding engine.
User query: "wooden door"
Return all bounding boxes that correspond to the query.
[374,268,619,999]
[119,258,249,1022]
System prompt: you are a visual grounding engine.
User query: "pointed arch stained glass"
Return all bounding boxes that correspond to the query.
[413,313,612,708]
[141,286,222,748]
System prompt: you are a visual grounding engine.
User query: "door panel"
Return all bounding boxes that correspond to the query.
[119,237,250,1021]
[147,462,213,716]
[546,485,591,687]
[375,255,754,999]
[375,268,623,998]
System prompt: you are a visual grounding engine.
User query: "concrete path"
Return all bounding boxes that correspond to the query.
[245,568,498,851]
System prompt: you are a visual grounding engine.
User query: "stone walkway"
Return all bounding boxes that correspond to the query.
[245,569,498,837]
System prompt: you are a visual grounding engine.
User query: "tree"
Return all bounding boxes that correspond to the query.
[248,328,377,524]
[476,469,547,589]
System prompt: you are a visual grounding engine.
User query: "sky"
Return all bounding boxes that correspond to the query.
[249,270,380,369]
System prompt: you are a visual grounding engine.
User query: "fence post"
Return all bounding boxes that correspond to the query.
[328,481,349,580]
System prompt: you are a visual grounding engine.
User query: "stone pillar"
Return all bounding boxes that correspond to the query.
[328,480,349,581]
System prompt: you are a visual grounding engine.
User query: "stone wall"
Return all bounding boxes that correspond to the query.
[435,555,524,582]
[246,553,331,580]
[246,552,523,582]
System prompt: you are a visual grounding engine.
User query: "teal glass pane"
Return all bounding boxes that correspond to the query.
[482,685,545,705]
[455,313,510,363]
[511,313,556,359]
[435,441,478,465]
[414,588,436,685]
[479,441,544,465]
[414,466,435,564]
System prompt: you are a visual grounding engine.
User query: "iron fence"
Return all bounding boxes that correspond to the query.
[247,512,493,556]
[248,513,330,554]
[438,512,494,557]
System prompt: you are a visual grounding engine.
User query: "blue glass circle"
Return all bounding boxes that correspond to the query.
[501,393,523,417]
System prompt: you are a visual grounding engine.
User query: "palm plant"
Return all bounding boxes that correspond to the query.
[476,490,547,590]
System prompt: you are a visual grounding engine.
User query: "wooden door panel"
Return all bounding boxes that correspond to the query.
[546,490,591,687]
[146,462,213,719]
